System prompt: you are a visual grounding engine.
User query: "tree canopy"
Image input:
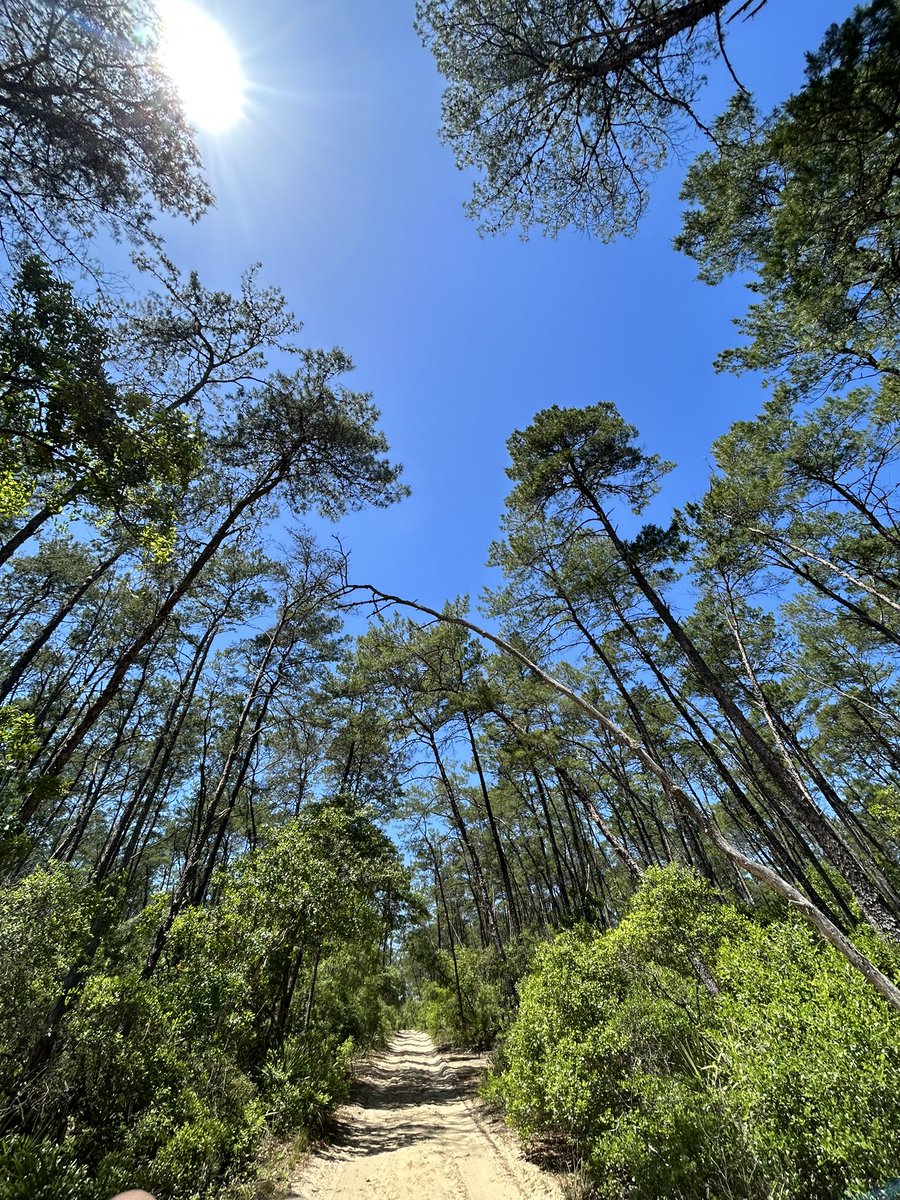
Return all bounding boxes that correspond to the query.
[5,2,900,1199]
[416,0,765,237]
[0,0,211,265]
[677,0,900,395]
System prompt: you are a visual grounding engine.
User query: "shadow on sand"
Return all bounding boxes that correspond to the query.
[325,1037,467,1160]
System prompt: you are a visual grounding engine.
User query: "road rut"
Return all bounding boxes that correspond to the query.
[286,1029,562,1200]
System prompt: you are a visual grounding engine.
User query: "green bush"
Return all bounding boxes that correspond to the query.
[92,1085,267,1200]
[715,920,900,1198]
[41,974,266,1199]
[260,1035,353,1134]
[493,922,742,1199]
[0,809,411,1199]
[493,865,900,1200]
[145,1110,235,1199]
[311,948,403,1046]
[52,974,186,1150]
[0,866,99,1097]
[0,1135,101,1200]
[418,943,514,1049]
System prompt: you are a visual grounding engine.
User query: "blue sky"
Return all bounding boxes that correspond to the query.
[155,0,853,612]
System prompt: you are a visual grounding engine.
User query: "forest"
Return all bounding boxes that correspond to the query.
[1,0,900,1198]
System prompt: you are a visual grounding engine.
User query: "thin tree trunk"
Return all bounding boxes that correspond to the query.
[464,711,520,937]
[0,548,123,705]
[359,587,900,1014]
[426,838,467,1034]
[303,948,321,1036]
[0,488,76,568]
[421,723,503,955]
[22,465,286,821]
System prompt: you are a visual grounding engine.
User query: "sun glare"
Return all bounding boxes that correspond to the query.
[157,0,246,133]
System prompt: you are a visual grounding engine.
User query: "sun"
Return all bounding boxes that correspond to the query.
[157,0,246,133]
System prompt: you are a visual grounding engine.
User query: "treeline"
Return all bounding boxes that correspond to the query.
[0,220,416,1190]
[3,1,900,1199]
[0,3,414,1197]
[0,170,413,1200]
[364,3,900,1196]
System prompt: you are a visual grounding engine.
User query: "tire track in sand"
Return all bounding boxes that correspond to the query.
[286,1029,562,1200]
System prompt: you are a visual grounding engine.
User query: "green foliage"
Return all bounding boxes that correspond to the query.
[0,705,38,763]
[505,402,671,520]
[0,1135,101,1200]
[0,0,212,260]
[0,865,99,1097]
[0,810,409,1199]
[312,949,405,1047]
[715,921,900,1198]
[260,1036,353,1135]
[416,0,734,238]
[678,0,900,395]
[53,974,189,1148]
[0,470,30,521]
[0,257,204,545]
[163,806,411,1059]
[493,866,900,1199]
[495,871,720,1162]
[417,942,516,1050]
[615,861,744,980]
[0,705,37,845]
[0,706,65,867]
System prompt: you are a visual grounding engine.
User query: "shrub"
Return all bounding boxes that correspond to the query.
[419,943,514,1049]
[31,973,266,1199]
[0,1135,101,1200]
[311,947,403,1046]
[714,920,900,1198]
[0,807,411,1199]
[259,1035,353,1135]
[0,866,99,1099]
[493,865,900,1200]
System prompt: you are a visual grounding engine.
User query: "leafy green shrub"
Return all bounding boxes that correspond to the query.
[0,866,99,1097]
[41,973,265,1199]
[0,808,412,1199]
[419,979,464,1046]
[53,973,185,1150]
[493,865,900,1200]
[0,1135,100,1200]
[146,1110,235,1199]
[93,1085,267,1200]
[715,920,900,1198]
[418,943,512,1049]
[260,1035,353,1134]
[311,948,403,1046]
[494,921,737,1198]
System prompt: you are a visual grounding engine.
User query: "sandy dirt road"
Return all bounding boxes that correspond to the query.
[286,1030,562,1200]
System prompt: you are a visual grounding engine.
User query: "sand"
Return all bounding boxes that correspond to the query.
[286,1029,563,1200]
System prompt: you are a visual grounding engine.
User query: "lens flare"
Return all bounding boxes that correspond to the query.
[157,1,246,133]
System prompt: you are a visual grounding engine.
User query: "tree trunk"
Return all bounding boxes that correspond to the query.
[360,587,900,1014]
